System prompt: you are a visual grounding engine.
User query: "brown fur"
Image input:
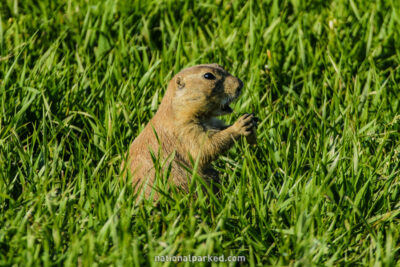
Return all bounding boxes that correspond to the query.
[122,64,257,200]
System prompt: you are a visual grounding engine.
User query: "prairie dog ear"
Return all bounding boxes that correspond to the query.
[176,76,185,90]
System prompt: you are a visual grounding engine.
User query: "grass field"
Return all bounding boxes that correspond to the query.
[1,0,400,266]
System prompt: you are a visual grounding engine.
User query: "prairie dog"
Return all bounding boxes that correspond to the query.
[123,64,257,200]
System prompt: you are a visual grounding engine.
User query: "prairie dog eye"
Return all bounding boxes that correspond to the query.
[203,73,216,80]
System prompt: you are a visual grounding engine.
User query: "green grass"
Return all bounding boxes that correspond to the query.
[1,0,400,266]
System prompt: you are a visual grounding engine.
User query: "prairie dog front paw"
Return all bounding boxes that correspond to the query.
[231,113,256,136]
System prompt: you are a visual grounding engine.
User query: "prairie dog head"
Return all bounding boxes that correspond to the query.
[171,64,243,118]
